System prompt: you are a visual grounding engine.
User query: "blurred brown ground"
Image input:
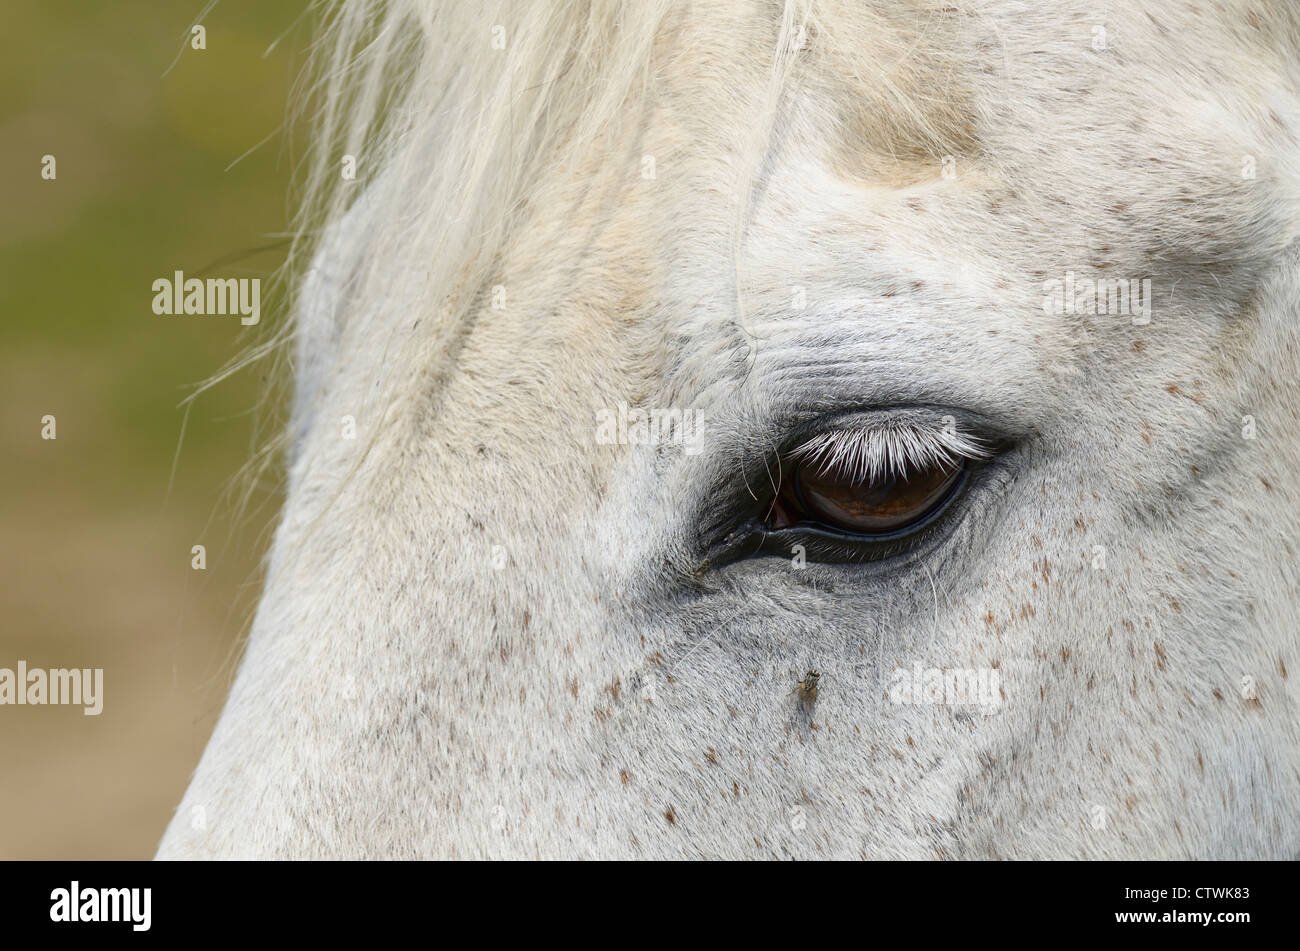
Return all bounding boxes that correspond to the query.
[1,0,308,857]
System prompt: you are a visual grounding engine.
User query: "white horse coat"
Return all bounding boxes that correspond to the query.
[159,0,1300,859]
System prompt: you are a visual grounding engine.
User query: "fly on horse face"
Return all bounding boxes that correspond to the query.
[158,0,1300,859]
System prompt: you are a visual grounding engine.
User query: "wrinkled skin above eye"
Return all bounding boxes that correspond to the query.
[784,458,963,534]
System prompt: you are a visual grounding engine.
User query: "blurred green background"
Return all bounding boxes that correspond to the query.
[1,0,310,857]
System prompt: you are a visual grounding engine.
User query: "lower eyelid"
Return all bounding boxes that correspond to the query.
[757,527,919,563]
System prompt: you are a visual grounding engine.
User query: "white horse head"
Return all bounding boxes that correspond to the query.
[159,0,1300,859]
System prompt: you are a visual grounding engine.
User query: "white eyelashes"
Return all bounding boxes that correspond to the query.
[789,418,990,484]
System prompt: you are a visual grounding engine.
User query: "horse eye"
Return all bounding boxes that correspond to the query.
[773,456,964,535]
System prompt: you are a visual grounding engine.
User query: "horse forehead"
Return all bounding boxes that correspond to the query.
[665,7,1282,371]
[306,1,1284,410]
[298,0,1287,446]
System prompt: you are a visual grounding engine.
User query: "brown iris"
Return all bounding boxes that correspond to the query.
[770,457,963,535]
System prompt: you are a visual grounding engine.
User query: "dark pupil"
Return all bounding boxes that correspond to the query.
[795,458,960,533]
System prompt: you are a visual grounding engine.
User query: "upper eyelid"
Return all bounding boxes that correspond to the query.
[768,402,1025,449]
[789,420,990,483]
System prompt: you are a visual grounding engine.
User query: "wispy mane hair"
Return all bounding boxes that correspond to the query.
[285,0,813,401]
